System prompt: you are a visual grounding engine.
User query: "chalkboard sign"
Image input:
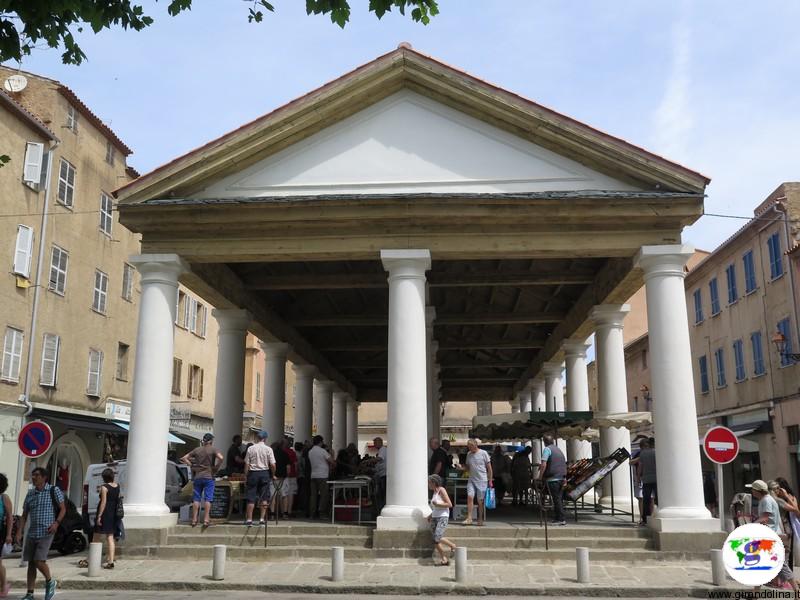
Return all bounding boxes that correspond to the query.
[209,481,232,521]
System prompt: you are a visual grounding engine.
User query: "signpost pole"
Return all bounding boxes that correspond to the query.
[717,462,725,532]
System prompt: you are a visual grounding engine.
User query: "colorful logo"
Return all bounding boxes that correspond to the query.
[722,523,785,586]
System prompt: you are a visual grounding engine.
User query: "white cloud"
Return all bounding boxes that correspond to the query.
[652,19,693,160]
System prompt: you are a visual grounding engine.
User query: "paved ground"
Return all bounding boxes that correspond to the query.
[1,554,744,597]
[54,595,680,600]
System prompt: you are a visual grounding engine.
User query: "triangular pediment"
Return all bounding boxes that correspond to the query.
[195,91,640,198]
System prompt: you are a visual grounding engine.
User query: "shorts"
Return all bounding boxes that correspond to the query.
[23,534,54,562]
[192,477,215,503]
[467,479,488,499]
[430,516,449,543]
[281,477,297,497]
[246,470,272,505]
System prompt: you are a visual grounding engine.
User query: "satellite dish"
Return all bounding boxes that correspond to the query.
[4,74,28,93]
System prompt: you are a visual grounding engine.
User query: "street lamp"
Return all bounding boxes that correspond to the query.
[772,331,800,362]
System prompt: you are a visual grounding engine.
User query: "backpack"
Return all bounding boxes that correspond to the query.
[49,486,65,535]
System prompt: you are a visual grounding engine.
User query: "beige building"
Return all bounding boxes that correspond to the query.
[686,182,800,494]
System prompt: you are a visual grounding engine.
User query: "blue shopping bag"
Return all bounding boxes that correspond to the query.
[485,486,496,509]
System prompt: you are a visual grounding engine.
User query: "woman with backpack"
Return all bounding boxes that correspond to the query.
[95,468,121,569]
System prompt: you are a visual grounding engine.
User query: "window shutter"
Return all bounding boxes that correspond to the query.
[23,142,44,184]
[13,225,34,277]
[183,296,191,329]
[87,350,103,396]
[40,334,60,386]
[199,368,204,400]
[189,298,198,333]
[199,304,207,337]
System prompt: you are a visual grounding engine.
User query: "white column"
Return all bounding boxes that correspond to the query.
[379,249,431,530]
[211,309,251,450]
[292,364,316,444]
[590,304,633,506]
[125,254,186,528]
[260,342,289,442]
[425,308,436,442]
[542,362,567,454]
[346,400,359,448]
[314,379,334,446]
[563,339,593,462]
[519,388,532,413]
[332,391,348,454]
[530,376,545,468]
[636,245,716,531]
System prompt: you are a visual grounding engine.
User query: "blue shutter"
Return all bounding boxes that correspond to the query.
[751,332,765,375]
[694,289,703,324]
[743,251,757,293]
[726,264,738,303]
[733,340,745,381]
[709,279,720,315]
[715,348,726,387]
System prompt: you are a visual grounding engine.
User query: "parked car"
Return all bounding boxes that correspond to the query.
[82,460,189,527]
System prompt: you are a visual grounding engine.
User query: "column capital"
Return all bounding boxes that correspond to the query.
[211,308,251,333]
[562,339,591,359]
[425,306,436,327]
[259,341,290,359]
[635,244,695,281]
[590,304,631,328]
[315,379,334,392]
[333,390,350,402]
[292,364,317,379]
[542,361,564,377]
[129,253,188,285]
[381,249,431,278]
[531,375,545,387]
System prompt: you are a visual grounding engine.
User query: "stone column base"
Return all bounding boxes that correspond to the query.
[654,528,727,553]
[599,495,639,515]
[377,505,430,530]
[123,512,178,530]
[649,515,721,533]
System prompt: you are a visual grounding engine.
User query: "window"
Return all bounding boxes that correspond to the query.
[22,142,44,186]
[778,318,795,367]
[693,289,704,324]
[751,331,766,376]
[13,225,34,278]
[115,342,129,381]
[709,278,720,315]
[188,298,207,337]
[789,425,800,446]
[714,348,727,387]
[105,141,115,166]
[57,159,76,207]
[65,105,78,132]
[40,333,60,387]
[767,232,784,280]
[726,264,738,304]
[99,193,113,236]
[122,263,134,301]
[48,245,68,295]
[92,270,109,314]
[175,291,187,327]
[1,327,24,383]
[698,355,709,394]
[641,349,648,370]
[87,349,103,397]
[733,339,746,382]
[171,358,182,395]
[188,364,204,399]
[743,250,757,293]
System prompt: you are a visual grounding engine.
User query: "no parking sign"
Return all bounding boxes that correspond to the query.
[18,421,53,458]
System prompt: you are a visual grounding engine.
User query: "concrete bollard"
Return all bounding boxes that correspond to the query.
[576,547,590,583]
[455,546,467,583]
[87,542,103,577]
[711,549,726,586]
[331,546,344,582]
[212,544,226,581]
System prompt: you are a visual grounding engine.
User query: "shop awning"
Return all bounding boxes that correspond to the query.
[114,422,185,444]
[470,411,652,442]
[38,413,128,435]
[170,427,207,442]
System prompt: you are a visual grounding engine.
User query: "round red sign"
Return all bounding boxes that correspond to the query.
[18,421,53,458]
[703,426,739,464]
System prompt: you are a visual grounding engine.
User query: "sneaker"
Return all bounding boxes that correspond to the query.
[45,578,57,600]
[244,520,253,527]
[20,594,33,600]
[554,520,567,526]
[461,518,473,526]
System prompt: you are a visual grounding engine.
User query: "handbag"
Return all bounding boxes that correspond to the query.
[485,486,496,510]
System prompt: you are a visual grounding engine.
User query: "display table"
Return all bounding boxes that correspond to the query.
[328,478,370,524]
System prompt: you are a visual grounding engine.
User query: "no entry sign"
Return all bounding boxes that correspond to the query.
[703,426,739,465]
[18,421,53,458]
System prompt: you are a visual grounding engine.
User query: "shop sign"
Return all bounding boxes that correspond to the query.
[170,403,191,428]
[105,399,131,422]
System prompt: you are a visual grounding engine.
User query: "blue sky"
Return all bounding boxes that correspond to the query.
[6,0,800,250]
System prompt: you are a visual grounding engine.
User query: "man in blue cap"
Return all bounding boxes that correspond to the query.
[243,430,277,526]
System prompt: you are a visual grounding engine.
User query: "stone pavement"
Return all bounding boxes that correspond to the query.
[3,555,747,596]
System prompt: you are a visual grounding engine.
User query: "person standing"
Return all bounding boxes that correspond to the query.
[511,447,533,506]
[225,434,245,475]
[0,473,13,597]
[243,430,277,526]
[181,433,224,528]
[638,438,657,525]
[491,445,511,505]
[750,479,798,593]
[428,438,448,477]
[427,475,457,565]
[17,467,65,600]
[95,468,121,569]
[373,437,388,515]
[283,438,298,518]
[461,439,492,526]
[538,434,567,526]
[308,435,336,519]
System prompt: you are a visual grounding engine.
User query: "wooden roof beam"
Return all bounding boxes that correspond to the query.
[290,312,564,327]
[337,360,529,370]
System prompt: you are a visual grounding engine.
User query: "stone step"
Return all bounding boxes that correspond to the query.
[422,536,653,550]
[171,524,374,536]
[442,527,650,539]
[122,544,697,563]
[167,534,372,548]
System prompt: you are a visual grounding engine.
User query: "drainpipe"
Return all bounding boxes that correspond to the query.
[15,140,58,507]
